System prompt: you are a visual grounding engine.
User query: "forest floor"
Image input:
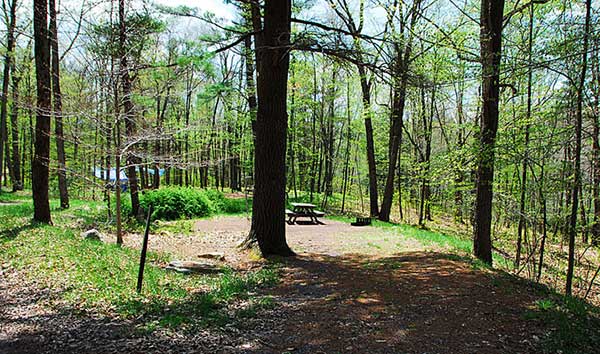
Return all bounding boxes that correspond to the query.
[2,202,600,354]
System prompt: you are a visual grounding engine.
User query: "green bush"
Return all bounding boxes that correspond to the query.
[141,187,215,220]
[203,189,227,211]
[223,197,249,214]
[138,188,249,220]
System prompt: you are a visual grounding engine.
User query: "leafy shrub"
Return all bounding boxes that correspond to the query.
[138,187,249,220]
[141,187,215,220]
[203,189,227,212]
[109,194,132,217]
[223,198,249,214]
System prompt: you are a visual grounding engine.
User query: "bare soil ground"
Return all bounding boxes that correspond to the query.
[108,216,427,264]
[1,216,551,353]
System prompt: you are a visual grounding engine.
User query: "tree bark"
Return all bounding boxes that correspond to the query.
[10,58,21,191]
[591,38,600,245]
[473,0,505,265]
[516,5,535,269]
[119,0,141,218]
[359,67,379,217]
[50,0,69,209]
[341,80,351,213]
[379,0,421,222]
[32,0,52,223]
[566,0,591,296]
[379,66,407,222]
[250,0,294,256]
[0,0,17,191]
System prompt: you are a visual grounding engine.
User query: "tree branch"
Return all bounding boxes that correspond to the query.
[503,0,549,26]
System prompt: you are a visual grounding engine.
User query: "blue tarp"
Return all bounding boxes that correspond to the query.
[93,167,166,182]
[93,168,128,182]
[148,168,166,176]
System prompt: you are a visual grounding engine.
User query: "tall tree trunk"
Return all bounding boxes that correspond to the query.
[379,0,421,222]
[537,163,548,282]
[241,5,260,247]
[591,38,600,245]
[473,0,505,265]
[379,67,408,222]
[288,63,298,199]
[0,0,17,191]
[309,58,317,202]
[323,66,336,202]
[119,0,140,218]
[341,80,351,213]
[184,68,193,186]
[516,4,534,269]
[250,0,294,256]
[50,0,69,209]
[10,60,21,191]
[32,0,52,223]
[566,0,591,296]
[115,118,123,245]
[359,66,379,217]
[454,78,466,223]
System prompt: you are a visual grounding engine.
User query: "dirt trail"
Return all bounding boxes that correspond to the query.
[108,216,427,265]
[244,252,546,353]
[2,216,550,353]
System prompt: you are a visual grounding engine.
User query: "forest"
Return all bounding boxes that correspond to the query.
[1,0,600,353]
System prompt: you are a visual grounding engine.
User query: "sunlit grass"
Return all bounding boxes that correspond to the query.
[0,198,279,330]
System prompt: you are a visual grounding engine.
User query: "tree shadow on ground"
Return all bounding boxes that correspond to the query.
[2,251,599,354]
[0,270,261,354]
[240,252,598,354]
[0,222,37,245]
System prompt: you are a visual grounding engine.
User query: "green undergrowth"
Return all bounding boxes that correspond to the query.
[0,199,279,330]
[328,215,470,250]
[485,272,600,354]
[328,215,512,267]
[526,286,600,353]
[140,187,249,221]
[0,190,30,203]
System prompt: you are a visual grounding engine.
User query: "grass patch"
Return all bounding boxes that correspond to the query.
[0,199,279,330]
[525,295,600,354]
[328,215,511,266]
[328,215,471,251]
[0,190,30,203]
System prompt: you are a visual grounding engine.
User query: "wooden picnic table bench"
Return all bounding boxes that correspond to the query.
[286,202,325,224]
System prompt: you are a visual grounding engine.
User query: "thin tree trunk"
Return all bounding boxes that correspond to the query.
[10,60,21,191]
[591,38,600,245]
[115,120,123,245]
[323,66,336,201]
[379,0,421,222]
[119,0,141,218]
[0,0,17,191]
[359,66,379,217]
[516,5,535,269]
[566,0,591,295]
[288,64,298,199]
[310,58,317,202]
[50,0,69,209]
[341,80,351,213]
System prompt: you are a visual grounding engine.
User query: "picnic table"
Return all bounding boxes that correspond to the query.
[286,202,325,224]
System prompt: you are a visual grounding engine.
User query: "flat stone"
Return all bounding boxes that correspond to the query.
[164,266,192,275]
[197,252,225,261]
[80,229,102,241]
[166,260,221,274]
